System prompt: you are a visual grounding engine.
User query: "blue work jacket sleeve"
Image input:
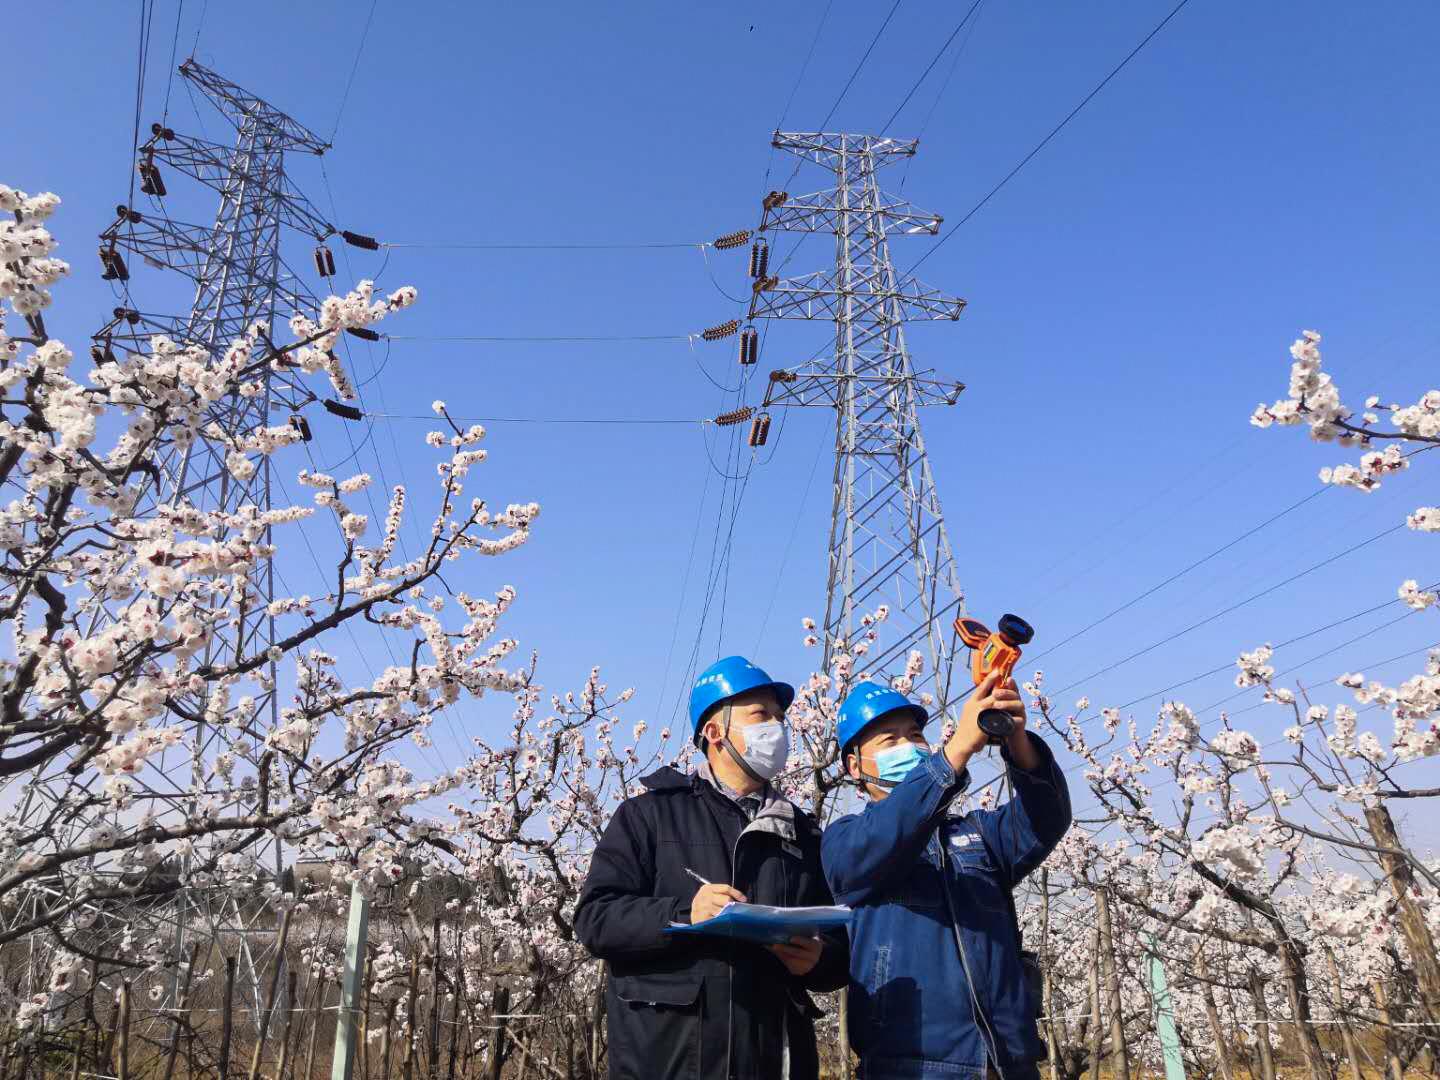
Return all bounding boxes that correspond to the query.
[574,797,684,959]
[978,731,1073,885]
[821,749,969,907]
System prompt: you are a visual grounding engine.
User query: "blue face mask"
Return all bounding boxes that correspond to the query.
[867,743,926,786]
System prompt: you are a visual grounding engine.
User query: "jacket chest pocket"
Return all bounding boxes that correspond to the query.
[947,833,1006,913]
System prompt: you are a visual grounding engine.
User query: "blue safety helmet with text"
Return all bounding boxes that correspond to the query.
[688,656,795,745]
[836,681,929,760]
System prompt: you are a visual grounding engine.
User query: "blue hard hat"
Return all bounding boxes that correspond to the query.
[689,656,795,745]
[837,681,929,758]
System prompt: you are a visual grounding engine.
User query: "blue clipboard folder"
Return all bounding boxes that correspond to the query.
[665,903,852,946]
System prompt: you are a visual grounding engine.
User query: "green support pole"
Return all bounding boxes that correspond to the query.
[330,882,370,1080]
[1148,936,1187,1080]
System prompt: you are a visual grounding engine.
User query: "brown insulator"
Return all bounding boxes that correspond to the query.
[713,229,751,250]
[341,230,379,250]
[714,406,755,427]
[323,399,365,421]
[738,327,758,365]
[747,415,771,447]
[98,246,129,282]
[748,240,771,279]
[701,319,741,342]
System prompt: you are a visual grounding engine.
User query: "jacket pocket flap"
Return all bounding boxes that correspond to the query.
[614,973,702,1007]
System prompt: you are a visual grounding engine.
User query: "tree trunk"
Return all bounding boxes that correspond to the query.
[161,941,200,1080]
[590,971,605,1079]
[490,984,510,1080]
[382,998,397,1080]
[1325,950,1363,1080]
[404,953,420,1080]
[1087,926,1104,1080]
[276,970,298,1080]
[1365,804,1440,1038]
[249,907,294,1080]
[1248,969,1277,1080]
[115,982,130,1080]
[1041,871,1060,1080]
[429,917,442,1079]
[1096,889,1130,1080]
[303,977,326,1080]
[1196,953,1235,1080]
[219,957,236,1080]
[839,987,854,1080]
[1278,940,1331,1080]
[1371,979,1406,1080]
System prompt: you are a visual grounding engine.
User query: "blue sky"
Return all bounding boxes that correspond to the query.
[13,2,1440,838]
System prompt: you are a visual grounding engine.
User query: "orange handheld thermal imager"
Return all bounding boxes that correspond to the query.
[953,613,1034,739]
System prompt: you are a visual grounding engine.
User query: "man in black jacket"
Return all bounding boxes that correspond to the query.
[574,655,848,1080]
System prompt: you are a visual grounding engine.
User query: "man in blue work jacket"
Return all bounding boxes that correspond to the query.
[821,672,1071,1080]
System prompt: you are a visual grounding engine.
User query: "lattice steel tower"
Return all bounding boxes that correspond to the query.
[753,133,969,725]
[19,59,345,1008]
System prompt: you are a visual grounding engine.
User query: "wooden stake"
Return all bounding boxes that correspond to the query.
[1096,889,1130,1080]
[248,907,295,1080]
[429,916,441,1078]
[162,941,201,1080]
[1196,952,1234,1080]
[489,985,510,1080]
[381,998,397,1079]
[1371,979,1405,1080]
[115,982,130,1080]
[446,959,463,1080]
[303,978,325,1080]
[219,955,237,1080]
[276,970,298,1080]
[1248,969,1277,1080]
[1087,925,1103,1080]
[403,953,419,1080]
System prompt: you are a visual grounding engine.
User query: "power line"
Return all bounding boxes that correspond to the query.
[1026,483,1333,670]
[364,412,704,426]
[1046,521,1407,698]
[382,333,691,343]
[1199,610,1428,717]
[1028,444,1435,673]
[1107,587,1435,713]
[381,240,704,251]
[753,424,830,654]
[331,0,379,144]
[880,0,984,134]
[913,0,986,143]
[817,0,903,132]
[776,0,836,135]
[161,0,186,124]
[908,0,1194,276]
[189,0,209,57]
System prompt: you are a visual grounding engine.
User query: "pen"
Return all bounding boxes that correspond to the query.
[684,867,712,886]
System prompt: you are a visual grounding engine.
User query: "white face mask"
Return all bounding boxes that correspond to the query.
[733,720,790,781]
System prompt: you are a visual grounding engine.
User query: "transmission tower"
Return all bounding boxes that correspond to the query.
[14,60,360,1013]
[748,133,970,727]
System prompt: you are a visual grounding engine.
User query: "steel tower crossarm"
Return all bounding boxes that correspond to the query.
[178,59,332,154]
